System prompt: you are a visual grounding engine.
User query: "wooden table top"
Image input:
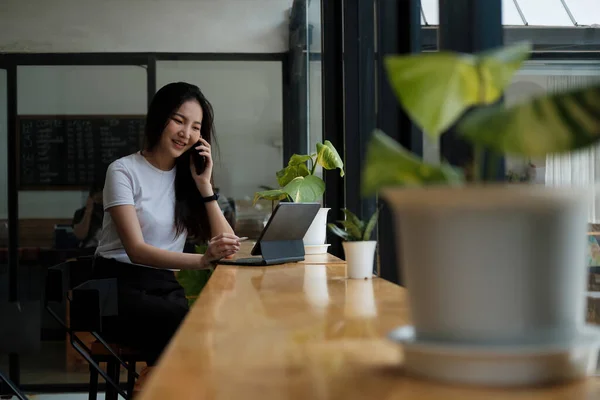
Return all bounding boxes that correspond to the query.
[139,262,600,400]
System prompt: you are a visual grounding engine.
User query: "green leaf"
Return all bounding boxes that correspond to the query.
[478,42,532,104]
[194,244,208,254]
[275,154,313,186]
[283,175,325,203]
[458,84,600,157]
[384,42,531,138]
[339,220,362,241]
[363,208,380,241]
[342,208,365,233]
[288,154,313,166]
[327,223,353,241]
[316,141,344,176]
[361,130,464,196]
[276,163,310,187]
[176,269,213,300]
[253,189,289,205]
[385,52,478,138]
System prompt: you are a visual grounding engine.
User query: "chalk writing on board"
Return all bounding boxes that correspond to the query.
[19,116,144,188]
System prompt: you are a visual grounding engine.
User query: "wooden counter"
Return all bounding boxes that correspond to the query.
[139,262,600,400]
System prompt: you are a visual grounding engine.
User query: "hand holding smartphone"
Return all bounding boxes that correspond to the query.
[190,140,206,175]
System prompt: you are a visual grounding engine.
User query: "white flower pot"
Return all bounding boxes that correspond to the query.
[303,207,330,246]
[382,185,589,346]
[343,241,377,279]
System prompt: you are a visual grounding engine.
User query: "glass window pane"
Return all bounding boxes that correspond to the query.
[308,0,323,176]
[424,0,599,26]
[566,0,600,26]
[0,69,8,379]
[15,65,146,385]
[0,69,6,223]
[420,0,439,25]
[505,60,600,189]
[511,0,573,26]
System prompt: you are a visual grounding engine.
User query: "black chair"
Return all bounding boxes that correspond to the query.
[0,371,29,400]
[45,258,142,400]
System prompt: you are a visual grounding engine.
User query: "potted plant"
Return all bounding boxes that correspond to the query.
[254,141,344,248]
[328,208,380,279]
[362,41,600,385]
[176,244,212,306]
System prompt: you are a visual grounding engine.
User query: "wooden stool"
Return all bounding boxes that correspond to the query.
[89,340,143,400]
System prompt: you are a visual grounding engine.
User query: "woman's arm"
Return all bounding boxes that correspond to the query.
[108,204,238,269]
[73,196,95,240]
[191,138,235,237]
[73,210,92,240]
[197,184,234,237]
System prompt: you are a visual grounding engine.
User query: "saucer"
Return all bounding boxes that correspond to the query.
[388,325,600,387]
[304,244,331,255]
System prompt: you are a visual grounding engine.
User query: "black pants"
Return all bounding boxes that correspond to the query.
[92,256,189,365]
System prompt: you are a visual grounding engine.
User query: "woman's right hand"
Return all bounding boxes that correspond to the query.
[201,233,241,267]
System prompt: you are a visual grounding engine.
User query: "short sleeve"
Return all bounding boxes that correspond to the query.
[103,161,135,210]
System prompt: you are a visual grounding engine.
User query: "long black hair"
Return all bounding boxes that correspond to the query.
[143,82,216,241]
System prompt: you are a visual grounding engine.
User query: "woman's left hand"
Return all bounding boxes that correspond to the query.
[190,137,214,194]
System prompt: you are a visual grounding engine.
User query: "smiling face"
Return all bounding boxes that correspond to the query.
[159,100,203,159]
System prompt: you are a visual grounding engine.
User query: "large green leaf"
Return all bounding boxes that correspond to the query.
[289,154,313,166]
[385,52,478,138]
[384,42,531,138]
[253,189,289,204]
[363,208,380,241]
[316,140,344,176]
[176,269,213,306]
[458,84,600,157]
[478,42,532,104]
[283,175,325,203]
[362,130,464,196]
[276,163,310,187]
[276,154,312,186]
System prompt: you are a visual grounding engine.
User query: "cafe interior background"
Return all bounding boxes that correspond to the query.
[1,0,599,397]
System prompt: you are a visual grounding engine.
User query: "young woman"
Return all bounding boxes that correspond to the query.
[93,82,241,389]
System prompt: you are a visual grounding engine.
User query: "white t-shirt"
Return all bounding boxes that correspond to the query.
[95,152,187,264]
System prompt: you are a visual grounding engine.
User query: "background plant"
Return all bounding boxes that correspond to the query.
[328,208,380,242]
[176,244,213,306]
[254,140,344,203]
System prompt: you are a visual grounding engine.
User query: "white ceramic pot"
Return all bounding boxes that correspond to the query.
[303,207,330,246]
[343,241,377,279]
[382,185,589,346]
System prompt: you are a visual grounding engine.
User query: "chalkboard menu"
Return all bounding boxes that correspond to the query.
[18,116,144,189]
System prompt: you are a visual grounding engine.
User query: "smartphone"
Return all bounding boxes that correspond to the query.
[190,140,206,175]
